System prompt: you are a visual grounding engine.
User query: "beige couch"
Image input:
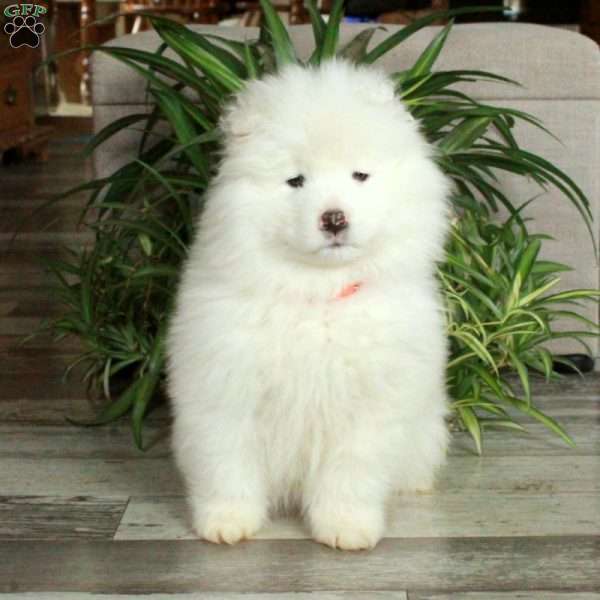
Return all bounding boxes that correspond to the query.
[91,22,600,361]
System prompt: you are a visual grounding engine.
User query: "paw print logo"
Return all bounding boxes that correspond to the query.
[4,15,45,48]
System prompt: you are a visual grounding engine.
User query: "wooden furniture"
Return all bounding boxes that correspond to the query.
[377,0,449,25]
[119,0,220,34]
[581,0,600,44]
[117,0,308,33]
[0,46,53,162]
[227,0,307,27]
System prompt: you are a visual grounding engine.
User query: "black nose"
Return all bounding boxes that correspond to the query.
[320,210,348,235]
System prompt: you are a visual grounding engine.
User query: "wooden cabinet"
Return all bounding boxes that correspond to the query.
[0,55,34,133]
[0,45,52,161]
[582,0,600,45]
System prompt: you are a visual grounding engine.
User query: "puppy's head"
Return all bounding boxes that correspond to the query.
[215,61,448,270]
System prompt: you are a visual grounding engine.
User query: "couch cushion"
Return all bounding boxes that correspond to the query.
[92,22,600,106]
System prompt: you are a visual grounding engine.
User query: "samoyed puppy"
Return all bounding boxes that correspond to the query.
[167,60,450,551]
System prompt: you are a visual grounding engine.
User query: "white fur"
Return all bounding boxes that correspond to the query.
[167,61,450,551]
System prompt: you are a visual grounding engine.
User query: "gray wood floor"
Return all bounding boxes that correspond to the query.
[1,139,599,598]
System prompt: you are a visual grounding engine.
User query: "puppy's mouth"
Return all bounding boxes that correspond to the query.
[316,240,359,258]
[319,239,352,249]
[320,232,354,250]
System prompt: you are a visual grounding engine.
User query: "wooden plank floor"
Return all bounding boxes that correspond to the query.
[0,138,599,598]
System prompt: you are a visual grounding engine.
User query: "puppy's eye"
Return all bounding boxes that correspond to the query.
[352,171,370,182]
[286,175,305,188]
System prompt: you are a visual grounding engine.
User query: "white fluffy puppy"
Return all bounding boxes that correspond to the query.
[167,60,450,551]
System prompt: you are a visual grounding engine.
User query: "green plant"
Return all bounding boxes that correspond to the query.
[40,1,599,451]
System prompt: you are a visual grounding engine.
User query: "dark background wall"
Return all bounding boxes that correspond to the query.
[346,1,583,23]
[453,0,581,23]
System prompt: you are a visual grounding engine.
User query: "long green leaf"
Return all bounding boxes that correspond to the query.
[319,0,344,61]
[305,0,325,59]
[338,27,383,63]
[259,0,298,67]
[151,18,248,78]
[406,20,453,79]
[154,26,245,93]
[439,116,492,154]
[457,406,482,455]
[151,88,210,179]
[507,397,576,448]
[67,376,140,426]
[84,113,152,157]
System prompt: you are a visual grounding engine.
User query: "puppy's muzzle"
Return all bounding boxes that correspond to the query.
[320,210,348,236]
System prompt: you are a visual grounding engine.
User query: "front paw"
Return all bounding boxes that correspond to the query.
[193,500,265,545]
[309,504,384,551]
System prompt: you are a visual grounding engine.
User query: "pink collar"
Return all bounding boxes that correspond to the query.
[335,281,362,300]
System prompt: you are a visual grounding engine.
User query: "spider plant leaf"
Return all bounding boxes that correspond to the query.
[504,347,531,405]
[506,238,541,309]
[444,254,495,288]
[84,113,151,157]
[151,88,210,179]
[399,70,518,102]
[305,0,325,59]
[516,277,562,308]
[439,116,493,154]
[467,364,509,402]
[457,405,482,454]
[130,265,179,280]
[338,27,383,63]
[100,218,187,258]
[79,252,94,325]
[319,0,345,61]
[153,25,245,93]
[429,69,519,88]
[442,272,503,318]
[131,368,162,450]
[531,260,572,275]
[151,18,248,78]
[203,33,253,58]
[449,330,497,373]
[535,347,556,379]
[146,129,221,174]
[479,419,526,432]
[67,376,141,426]
[532,288,600,306]
[454,399,507,417]
[361,6,501,65]
[243,42,260,79]
[259,0,298,67]
[507,397,576,448]
[549,310,600,329]
[138,233,153,256]
[139,103,167,156]
[405,20,453,79]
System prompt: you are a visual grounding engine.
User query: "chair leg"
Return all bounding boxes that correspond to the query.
[132,14,143,33]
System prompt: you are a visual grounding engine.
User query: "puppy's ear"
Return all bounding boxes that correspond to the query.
[362,72,417,124]
[364,79,396,106]
[353,68,396,106]
[220,96,261,140]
